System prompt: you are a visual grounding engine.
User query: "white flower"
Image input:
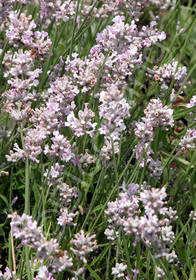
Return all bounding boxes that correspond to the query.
[112,263,127,278]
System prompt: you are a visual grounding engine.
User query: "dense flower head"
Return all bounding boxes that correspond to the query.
[65,103,97,137]
[96,16,139,54]
[96,16,166,51]
[2,49,43,125]
[0,267,19,280]
[39,0,76,22]
[44,131,74,162]
[104,227,119,241]
[57,208,78,226]
[30,101,61,133]
[9,212,73,273]
[96,16,165,73]
[187,95,196,109]
[57,183,77,205]
[143,98,174,129]
[112,263,127,278]
[71,230,97,263]
[6,128,47,163]
[44,163,64,186]
[99,84,130,140]
[140,187,167,214]
[147,59,187,92]
[179,128,196,150]
[6,10,36,44]
[105,183,176,257]
[3,49,42,89]
[9,212,53,251]
[134,121,154,143]
[34,266,56,280]
[6,9,52,55]
[48,75,79,115]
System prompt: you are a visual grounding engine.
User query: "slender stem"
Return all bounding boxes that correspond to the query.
[20,126,30,215]
[11,228,16,279]
[20,126,31,279]
[24,158,30,215]
[69,0,80,58]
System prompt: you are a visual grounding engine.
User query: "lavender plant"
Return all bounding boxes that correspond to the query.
[0,0,196,279]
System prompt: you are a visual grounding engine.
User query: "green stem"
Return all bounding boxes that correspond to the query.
[69,0,81,58]
[24,158,30,215]
[20,127,31,279]
[20,127,30,215]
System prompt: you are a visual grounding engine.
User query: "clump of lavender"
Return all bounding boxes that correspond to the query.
[0,267,19,280]
[65,16,166,94]
[112,263,127,278]
[82,0,175,20]
[9,212,73,274]
[34,266,55,280]
[44,131,74,162]
[6,128,47,163]
[65,103,97,138]
[147,59,187,94]
[187,95,196,109]
[105,182,177,260]
[143,98,174,129]
[56,182,78,227]
[71,230,97,264]
[39,0,76,23]
[133,98,174,176]
[179,129,196,150]
[98,84,130,159]
[6,10,52,53]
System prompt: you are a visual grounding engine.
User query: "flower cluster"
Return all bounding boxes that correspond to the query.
[65,103,97,137]
[44,131,74,162]
[48,75,79,116]
[56,183,78,227]
[39,0,76,23]
[34,266,55,280]
[187,95,196,109]
[105,182,177,259]
[9,212,73,274]
[71,230,97,263]
[6,10,52,54]
[2,50,41,120]
[134,98,174,175]
[6,128,47,163]
[143,98,174,129]
[82,0,175,20]
[65,16,166,94]
[0,267,19,280]
[98,84,130,159]
[44,163,64,187]
[112,263,127,278]
[147,59,187,93]
[179,128,196,150]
